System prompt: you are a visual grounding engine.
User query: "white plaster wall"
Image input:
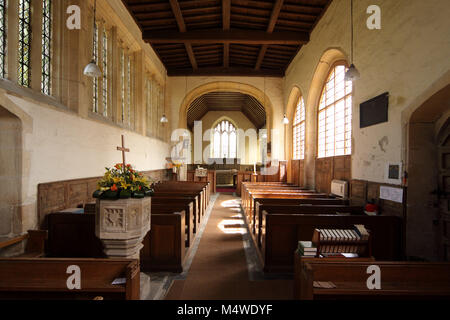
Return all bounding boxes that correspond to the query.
[1,91,170,231]
[167,76,286,161]
[284,0,450,184]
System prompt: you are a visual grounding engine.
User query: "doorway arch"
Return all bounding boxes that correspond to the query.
[407,83,450,261]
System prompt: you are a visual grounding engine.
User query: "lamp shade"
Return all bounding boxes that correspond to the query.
[282,114,289,125]
[344,64,360,81]
[160,114,169,123]
[84,60,102,78]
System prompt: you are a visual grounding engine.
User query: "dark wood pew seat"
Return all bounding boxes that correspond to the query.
[152,203,194,247]
[260,212,403,273]
[141,210,186,273]
[254,205,364,247]
[0,258,140,300]
[299,260,450,300]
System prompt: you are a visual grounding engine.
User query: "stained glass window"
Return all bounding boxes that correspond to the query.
[0,0,7,78]
[102,30,108,116]
[92,22,98,112]
[293,97,306,160]
[41,0,52,95]
[318,64,352,158]
[18,0,31,87]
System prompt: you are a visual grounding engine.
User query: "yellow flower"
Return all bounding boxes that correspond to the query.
[113,177,121,184]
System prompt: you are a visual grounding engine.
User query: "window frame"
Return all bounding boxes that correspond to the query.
[212,120,237,158]
[0,0,7,78]
[18,0,32,87]
[41,0,52,95]
[293,96,306,160]
[317,60,352,159]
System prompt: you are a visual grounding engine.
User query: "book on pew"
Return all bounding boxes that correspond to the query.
[296,241,317,257]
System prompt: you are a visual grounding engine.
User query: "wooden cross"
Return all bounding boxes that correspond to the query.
[117,135,130,169]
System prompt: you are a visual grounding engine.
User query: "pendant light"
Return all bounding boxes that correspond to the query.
[282,114,289,125]
[344,0,360,81]
[160,74,169,123]
[84,0,102,78]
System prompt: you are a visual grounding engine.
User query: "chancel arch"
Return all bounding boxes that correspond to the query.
[178,81,273,141]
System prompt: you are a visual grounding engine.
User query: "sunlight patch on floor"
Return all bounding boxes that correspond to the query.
[220,199,241,208]
[217,219,247,234]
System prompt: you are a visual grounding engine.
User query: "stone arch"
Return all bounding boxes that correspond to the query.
[0,104,23,256]
[406,82,450,261]
[303,48,349,188]
[178,81,273,140]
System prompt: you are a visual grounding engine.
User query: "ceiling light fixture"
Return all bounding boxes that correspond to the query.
[84,0,102,78]
[160,73,169,123]
[345,0,360,82]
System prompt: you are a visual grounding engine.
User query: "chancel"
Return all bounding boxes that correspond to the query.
[0,0,450,302]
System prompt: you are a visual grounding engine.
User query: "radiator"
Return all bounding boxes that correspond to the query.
[330,180,349,198]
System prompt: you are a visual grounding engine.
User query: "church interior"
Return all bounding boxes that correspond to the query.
[0,0,450,302]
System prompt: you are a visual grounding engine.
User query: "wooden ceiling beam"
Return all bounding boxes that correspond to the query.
[168,0,198,70]
[143,30,309,45]
[255,0,284,71]
[222,0,231,68]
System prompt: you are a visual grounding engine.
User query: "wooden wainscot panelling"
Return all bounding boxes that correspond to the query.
[350,179,406,219]
[38,169,171,227]
[291,160,300,186]
[315,156,352,194]
[350,180,368,206]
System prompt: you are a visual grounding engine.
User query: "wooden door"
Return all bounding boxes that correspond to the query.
[438,120,450,260]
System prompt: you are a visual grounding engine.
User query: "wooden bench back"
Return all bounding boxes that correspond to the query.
[261,213,403,273]
[0,258,139,300]
[300,260,450,300]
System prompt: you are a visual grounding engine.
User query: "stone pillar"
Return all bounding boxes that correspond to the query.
[95,197,151,259]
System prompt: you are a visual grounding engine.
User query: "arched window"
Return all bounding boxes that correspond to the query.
[212,120,237,158]
[293,97,305,160]
[318,64,352,158]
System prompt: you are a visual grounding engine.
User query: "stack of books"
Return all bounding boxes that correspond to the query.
[311,224,370,254]
[296,241,317,257]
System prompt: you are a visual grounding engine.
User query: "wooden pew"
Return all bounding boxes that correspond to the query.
[244,192,329,233]
[0,230,47,258]
[260,212,403,273]
[152,203,194,248]
[153,191,203,223]
[152,194,201,225]
[46,213,105,258]
[299,260,450,300]
[253,198,349,239]
[151,197,198,233]
[294,255,375,299]
[0,258,140,300]
[141,210,186,273]
[254,205,364,248]
[154,181,210,209]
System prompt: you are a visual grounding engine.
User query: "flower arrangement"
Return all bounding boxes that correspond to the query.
[93,163,154,199]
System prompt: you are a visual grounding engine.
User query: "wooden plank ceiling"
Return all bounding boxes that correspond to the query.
[122,0,332,77]
[187,92,266,129]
